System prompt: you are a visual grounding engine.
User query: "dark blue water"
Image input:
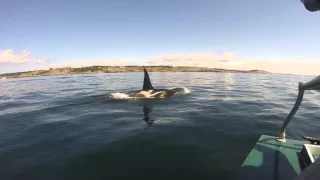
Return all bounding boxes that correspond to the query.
[0,72,319,180]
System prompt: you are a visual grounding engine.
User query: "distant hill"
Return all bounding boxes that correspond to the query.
[0,66,271,79]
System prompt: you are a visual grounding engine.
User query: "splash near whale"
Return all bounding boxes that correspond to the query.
[111,68,191,99]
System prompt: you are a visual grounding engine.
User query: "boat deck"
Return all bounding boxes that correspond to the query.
[235,135,308,180]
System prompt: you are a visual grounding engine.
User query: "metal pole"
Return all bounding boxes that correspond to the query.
[276,83,305,142]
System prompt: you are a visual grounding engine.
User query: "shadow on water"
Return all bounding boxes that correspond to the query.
[15,136,221,180]
[143,105,154,126]
[11,98,237,180]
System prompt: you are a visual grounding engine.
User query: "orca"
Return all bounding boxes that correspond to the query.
[132,68,187,99]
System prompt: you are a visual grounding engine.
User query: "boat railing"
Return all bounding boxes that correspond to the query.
[276,75,320,142]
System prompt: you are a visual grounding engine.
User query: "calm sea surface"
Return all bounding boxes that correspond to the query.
[0,72,319,180]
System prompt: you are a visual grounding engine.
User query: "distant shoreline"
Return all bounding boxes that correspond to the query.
[0,66,271,79]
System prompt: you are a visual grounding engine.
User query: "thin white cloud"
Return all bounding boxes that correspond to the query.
[148,53,320,75]
[1,49,319,75]
[34,59,143,71]
[0,49,46,64]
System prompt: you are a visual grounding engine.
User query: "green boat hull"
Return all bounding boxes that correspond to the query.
[235,135,309,180]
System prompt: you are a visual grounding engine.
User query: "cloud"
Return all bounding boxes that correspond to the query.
[148,52,245,68]
[34,59,143,71]
[0,49,46,64]
[1,49,319,76]
[148,52,320,75]
[240,59,320,76]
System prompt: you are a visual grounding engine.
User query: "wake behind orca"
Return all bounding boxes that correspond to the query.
[111,68,190,99]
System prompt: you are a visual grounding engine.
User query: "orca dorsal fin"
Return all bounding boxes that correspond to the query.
[143,68,154,90]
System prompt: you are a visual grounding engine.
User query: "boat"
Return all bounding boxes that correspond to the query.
[0,76,7,80]
[235,75,320,180]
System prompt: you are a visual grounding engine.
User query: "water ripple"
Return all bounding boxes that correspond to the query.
[0,72,319,180]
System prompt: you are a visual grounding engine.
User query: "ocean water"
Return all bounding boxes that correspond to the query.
[0,72,319,180]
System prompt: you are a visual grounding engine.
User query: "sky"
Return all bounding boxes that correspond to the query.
[0,0,319,75]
